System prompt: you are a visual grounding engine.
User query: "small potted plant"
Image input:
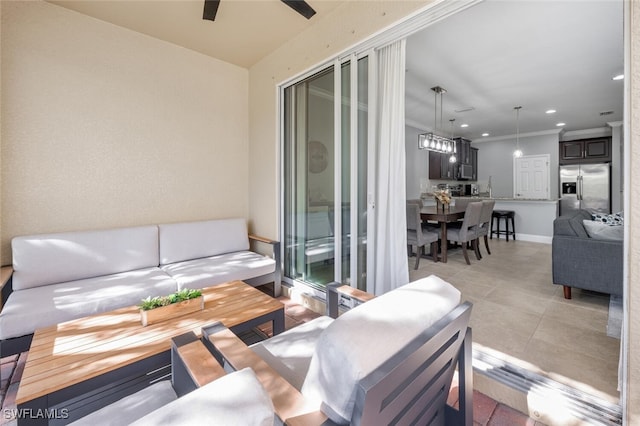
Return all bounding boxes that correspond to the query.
[138,288,204,326]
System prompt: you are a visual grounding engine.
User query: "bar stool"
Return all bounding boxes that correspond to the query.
[491,210,516,241]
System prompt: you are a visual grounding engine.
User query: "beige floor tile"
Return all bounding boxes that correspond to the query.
[522,337,620,403]
[532,316,621,362]
[406,238,618,403]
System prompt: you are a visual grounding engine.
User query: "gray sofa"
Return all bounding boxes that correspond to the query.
[0,218,281,357]
[552,209,623,299]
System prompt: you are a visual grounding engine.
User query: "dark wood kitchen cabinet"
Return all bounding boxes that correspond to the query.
[560,137,611,164]
[428,151,455,180]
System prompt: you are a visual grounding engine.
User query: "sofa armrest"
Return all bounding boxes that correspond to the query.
[326,282,375,318]
[202,322,326,424]
[1,266,13,312]
[552,235,623,296]
[249,235,282,297]
[171,332,226,397]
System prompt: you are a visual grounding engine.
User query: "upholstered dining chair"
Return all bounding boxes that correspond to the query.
[474,199,496,258]
[406,201,439,269]
[439,201,483,265]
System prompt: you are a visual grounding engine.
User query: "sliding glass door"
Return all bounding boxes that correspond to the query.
[282,55,371,292]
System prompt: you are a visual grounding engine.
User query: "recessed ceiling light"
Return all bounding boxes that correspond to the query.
[612,74,624,81]
[482,133,489,137]
[460,123,469,128]
[556,122,566,127]
[546,109,556,114]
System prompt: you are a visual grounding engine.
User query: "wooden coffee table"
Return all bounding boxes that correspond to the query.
[15,280,284,425]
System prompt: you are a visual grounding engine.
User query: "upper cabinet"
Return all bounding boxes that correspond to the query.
[428,140,478,181]
[560,137,611,164]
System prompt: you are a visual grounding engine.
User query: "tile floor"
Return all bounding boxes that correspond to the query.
[0,290,544,425]
[409,237,621,405]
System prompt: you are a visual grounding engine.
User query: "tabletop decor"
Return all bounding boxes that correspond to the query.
[434,189,452,211]
[139,288,203,326]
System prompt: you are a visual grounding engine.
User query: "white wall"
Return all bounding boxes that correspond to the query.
[0,1,249,265]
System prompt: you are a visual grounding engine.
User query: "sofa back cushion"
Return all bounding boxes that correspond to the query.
[12,226,160,291]
[300,275,461,424]
[159,218,249,265]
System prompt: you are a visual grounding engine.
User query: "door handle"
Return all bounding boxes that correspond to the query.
[578,176,583,200]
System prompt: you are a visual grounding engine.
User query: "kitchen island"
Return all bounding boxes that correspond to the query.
[422,197,558,243]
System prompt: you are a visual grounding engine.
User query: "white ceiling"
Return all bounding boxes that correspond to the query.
[49,0,624,142]
[405,0,624,141]
[48,0,346,69]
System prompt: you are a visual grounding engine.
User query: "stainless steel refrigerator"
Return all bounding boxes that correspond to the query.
[559,163,611,215]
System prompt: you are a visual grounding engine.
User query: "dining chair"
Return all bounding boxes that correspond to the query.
[474,200,496,258]
[406,202,439,269]
[439,201,482,265]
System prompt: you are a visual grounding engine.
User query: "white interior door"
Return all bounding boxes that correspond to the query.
[514,154,550,199]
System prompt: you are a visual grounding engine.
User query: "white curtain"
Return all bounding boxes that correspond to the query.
[373,39,409,295]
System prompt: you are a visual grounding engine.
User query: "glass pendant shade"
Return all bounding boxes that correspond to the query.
[513,106,523,158]
[417,86,455,154]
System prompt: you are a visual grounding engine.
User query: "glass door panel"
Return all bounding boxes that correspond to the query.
[282,55,370,292]
[283,68,335,289]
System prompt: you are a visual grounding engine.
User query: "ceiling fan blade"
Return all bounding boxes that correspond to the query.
[281,0,316,19]
[203,0,220,21]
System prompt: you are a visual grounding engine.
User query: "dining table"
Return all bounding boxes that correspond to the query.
[421,204,466,263]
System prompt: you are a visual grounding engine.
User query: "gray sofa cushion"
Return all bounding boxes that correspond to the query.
[11,226,160,291]
[158,219,250,265]
[583,220,624,241]
[0,267,177,340]
[161,251,275,290]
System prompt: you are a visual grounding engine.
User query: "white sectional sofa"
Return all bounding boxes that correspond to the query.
[0,218,280,357]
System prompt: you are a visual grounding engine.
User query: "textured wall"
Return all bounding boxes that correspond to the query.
[0,1,249,265]
[626,0,639,423]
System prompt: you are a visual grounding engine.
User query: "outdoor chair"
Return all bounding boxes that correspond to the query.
[205,275,473,426]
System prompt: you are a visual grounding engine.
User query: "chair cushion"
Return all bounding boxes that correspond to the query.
[158,219,250,265]
[161,251,275,290]
[300,275,461,424]
[0,268,177,340]
[69,380,178,426]
[131,368,274,426]
[583,220,624,241]
[11,225,160,291]
[250,316,334,390]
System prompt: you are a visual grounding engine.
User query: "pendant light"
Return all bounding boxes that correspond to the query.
[513,106,523,158]
[448,119,457,163]
[418,86,454,153]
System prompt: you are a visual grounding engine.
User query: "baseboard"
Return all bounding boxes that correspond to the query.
[511,233,552,244]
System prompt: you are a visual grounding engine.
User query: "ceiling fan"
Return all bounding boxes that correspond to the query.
[203,0,316,21]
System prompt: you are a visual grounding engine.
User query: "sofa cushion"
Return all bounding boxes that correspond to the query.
[583,220,624,241]
[161,251,275,290]
[0,267,177,340]
[131,368,274,426]
[12,226,160,291]
[69,380,178,426]
[159,219,250,265]
[300,275,461,424]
